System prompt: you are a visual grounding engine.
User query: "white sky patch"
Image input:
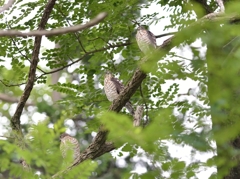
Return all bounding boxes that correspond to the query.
[32,112,47,124]
[20,114,30,125]
[67,61,80,73]
[64,119,80,136]
[43,94,52,103]
[2,103,9,110]
[91,131,97,138]
[8,103,18,116]
[132,162,147,174]
[0,116,9,135]
[58,75,67,83]
[48,123,54,129]
[0,57,12,69]
[116,158,128,168]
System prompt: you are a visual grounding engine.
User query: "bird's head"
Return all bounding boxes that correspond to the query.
[105,71,113,79]
[60,133,70,141]
[137,25,145,31]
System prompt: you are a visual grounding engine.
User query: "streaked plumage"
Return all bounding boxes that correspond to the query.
[136,26,157,54]
[60,133,80,164]
[133,105,144,127]
[104,72,134,115]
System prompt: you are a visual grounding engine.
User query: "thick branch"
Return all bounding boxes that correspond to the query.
[52,129,114,178]
[0,13,107,37]
[75,130,114,163]
[109,68,147,112]
[11,0,56,138]
[82,11,240,156]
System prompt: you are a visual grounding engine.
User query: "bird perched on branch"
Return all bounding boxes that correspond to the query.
[136,26,157,54]
[104,72,134,115]
[60,133,80,165]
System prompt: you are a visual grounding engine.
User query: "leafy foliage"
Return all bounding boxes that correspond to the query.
[0,0,240,179]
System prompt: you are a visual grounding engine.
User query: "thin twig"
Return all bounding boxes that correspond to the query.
[88,37,108,44]
[56,4,87,53]
[6,22,32,64]
[155,32,176,39]
[0,41,132,87]
[38,54,87,77]
[9,37,46,73]
[38,41,132,77]
[0,12,108,37]
[0,79,26,87]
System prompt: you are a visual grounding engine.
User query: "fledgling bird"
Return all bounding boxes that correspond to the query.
[133,105,144,127]
[60,133,80,164]
[136,26,157,54]
[104,72,135,115]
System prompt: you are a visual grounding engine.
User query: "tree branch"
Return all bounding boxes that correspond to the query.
[155,32,176,38]
[55,4,87,53]
[51,12,240,178]
[215,0,225,12]
[37,41,132,77]
[0,41,132,87]
[8,35,46,73]
[0,79,26,87]
[108,68,147,112]
[0,93,34,106]
[159,12,240,52]
[52,129,115,178]
[0,12,107,37]
[11,0,56,142]
[0,0,15,13]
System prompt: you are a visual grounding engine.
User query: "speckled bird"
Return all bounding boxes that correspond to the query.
[104,72,134,115]
[136,26,157,54]
[60,133,80,164]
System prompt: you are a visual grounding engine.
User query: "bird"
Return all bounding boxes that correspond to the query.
[59,133,80,165]
[136,25,157,54]
[133,105,144,127]
[104,72,135,115]
[20,159,30,171]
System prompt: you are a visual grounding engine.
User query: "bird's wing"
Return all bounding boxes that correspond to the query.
[147,30,157,47]
[111,77,124,94]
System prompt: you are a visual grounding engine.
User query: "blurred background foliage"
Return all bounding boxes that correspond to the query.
[0,0,240,178]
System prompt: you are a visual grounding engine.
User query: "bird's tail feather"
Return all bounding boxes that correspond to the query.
[125,101,135,115]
